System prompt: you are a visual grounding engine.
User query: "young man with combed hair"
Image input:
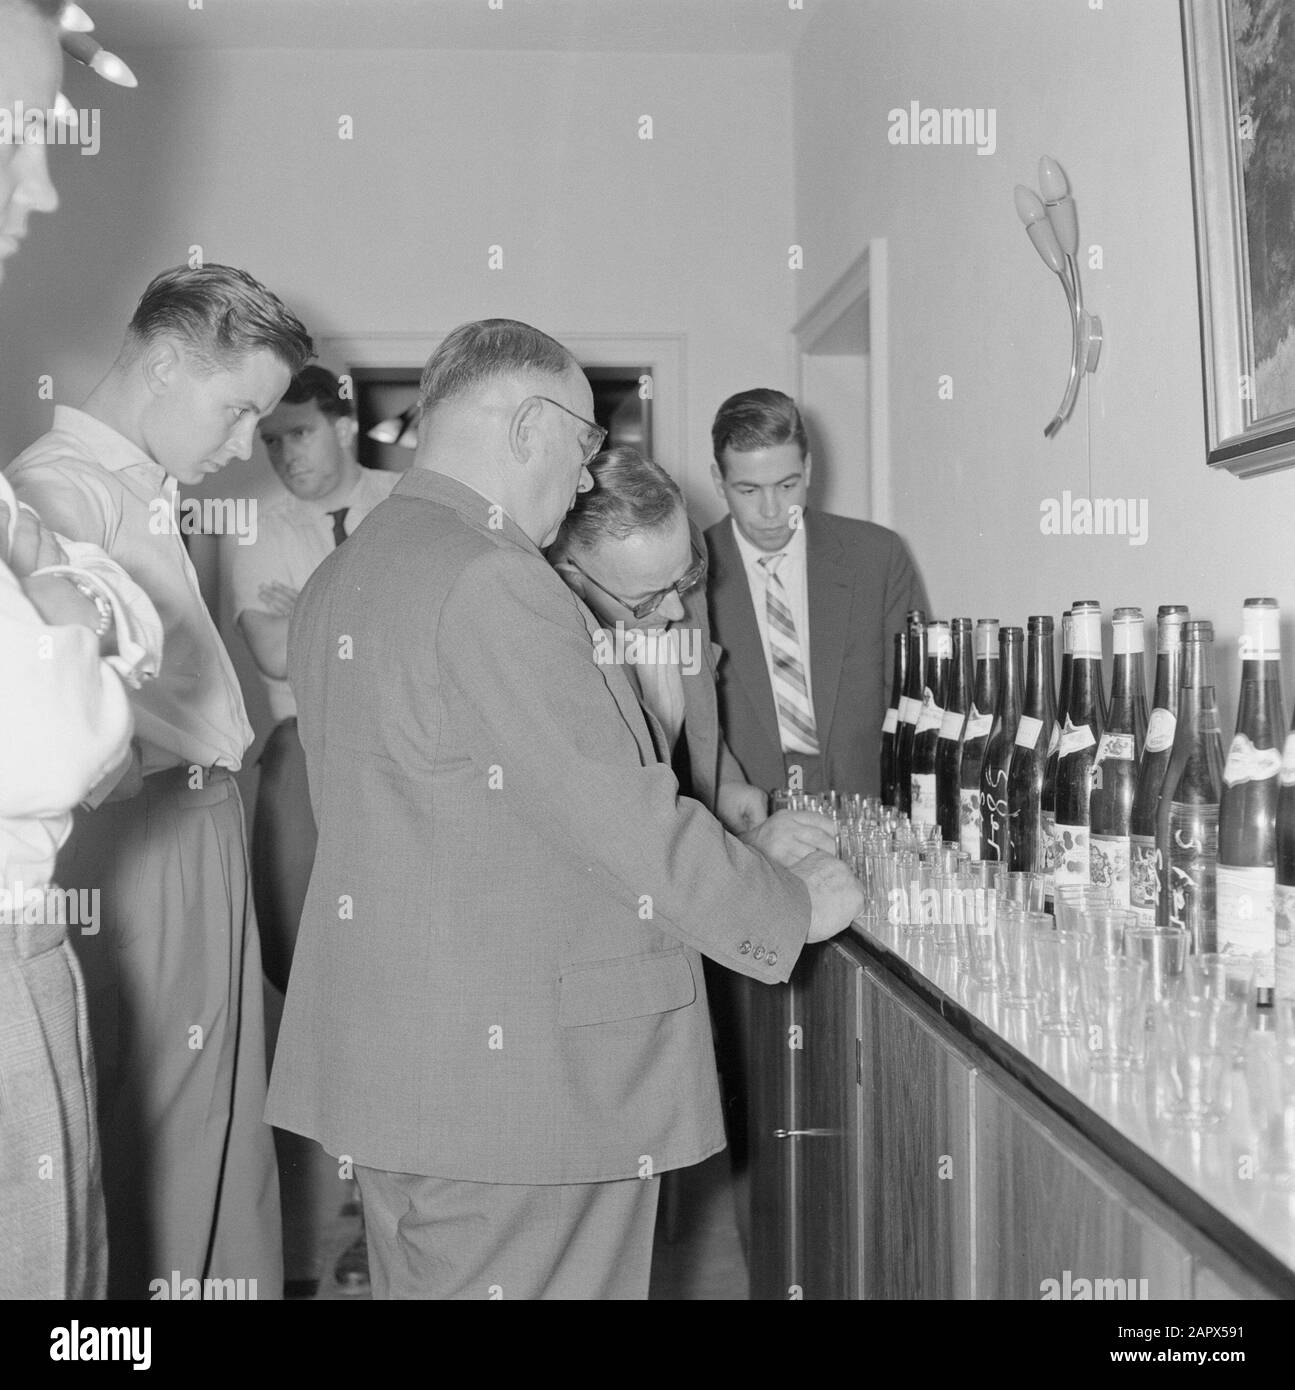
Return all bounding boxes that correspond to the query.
[8,262,313,1299]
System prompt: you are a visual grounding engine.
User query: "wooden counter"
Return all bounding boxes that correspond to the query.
[743,919,1295,1300]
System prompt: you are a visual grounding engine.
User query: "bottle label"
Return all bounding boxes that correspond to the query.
[1222,732,1282,787]
[1216,863,1276,989]
[1281,731,1295,786]
[1054,822,1091,886]
[1047,722,1060,756]
[1277,884,1295,1000]
[965,711,993,740]
[1041,810,1058,897]
[1072,620,1102,660]
[939,708,965,740]
[1094,732,1136,765]
[882,707,898,734]
[915,689,944,736]
[1168,802,1219,952]
[1090,833,1131,906]
[1144,708,1176,753]
[1059,723,1096,757]
[1014,715,1042,750]
[910,773,937,827]
[899,696,920,725]
[1128,833,1158,924]
[958,790,982,859]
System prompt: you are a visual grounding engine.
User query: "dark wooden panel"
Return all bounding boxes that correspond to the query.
[746,974,796,1300]
[975,1073,1192,1300]
[793,942,863,1299]
[860,969,974,1298]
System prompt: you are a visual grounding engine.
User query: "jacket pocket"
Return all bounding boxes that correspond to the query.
[558,948,697,1027]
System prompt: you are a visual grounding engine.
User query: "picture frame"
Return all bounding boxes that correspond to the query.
[1182,0,1295,478]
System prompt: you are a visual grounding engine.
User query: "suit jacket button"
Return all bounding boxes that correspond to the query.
[739,939,752,954]
[767,951,778,966]
[753,945,766,961]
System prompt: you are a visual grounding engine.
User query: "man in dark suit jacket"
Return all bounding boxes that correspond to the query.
[266,321,863,1299]
[704,388,929,798]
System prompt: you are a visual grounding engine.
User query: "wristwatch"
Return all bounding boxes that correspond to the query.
[67,576,114,640]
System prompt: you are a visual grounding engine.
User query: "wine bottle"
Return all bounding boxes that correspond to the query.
[959,619,999,859]
[894,609,926,817]
[936,618,973,842]
[880,629,907,808]
[980,625,1024,863]
[1276,707,1295,999]
[1218,598,1284,1004]
[1158,621,1224,953]
[1054,601,1106,889]
[911,620,951,831]
[1089,607,1149,906]
[1007,615,1057,875]
[1129,606,1189,926]
[1041,610,1072,891]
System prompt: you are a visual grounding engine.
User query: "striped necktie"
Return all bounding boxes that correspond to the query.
[758,553,819,754]
[327,507,349,547]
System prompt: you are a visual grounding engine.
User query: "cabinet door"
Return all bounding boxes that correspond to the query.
[792,942,864,1299]
[975,1072,1192,1300]
[747,974,796,1300]
[859,969,975,1298]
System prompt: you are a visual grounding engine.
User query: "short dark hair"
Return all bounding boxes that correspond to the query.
[417,318,575,415]
[711,388,808,473]
[127,264,314,376]
[550,446,684,560]
[280,364,353,419]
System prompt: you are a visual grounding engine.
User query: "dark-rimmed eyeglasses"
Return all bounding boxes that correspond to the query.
[567,538,707,621]
[531,395,608,466]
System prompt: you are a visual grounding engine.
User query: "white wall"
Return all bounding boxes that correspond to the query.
[4,44,795,752]
[794,0,1295,733]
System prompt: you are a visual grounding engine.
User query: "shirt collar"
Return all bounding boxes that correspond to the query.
[730,510,807,574]
[52,404,170,492]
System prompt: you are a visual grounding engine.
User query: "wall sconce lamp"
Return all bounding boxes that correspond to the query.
[1014,156,1101,439]
[59,4,138,88]
[367,404,420,448]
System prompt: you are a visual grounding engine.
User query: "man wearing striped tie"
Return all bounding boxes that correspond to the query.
[704,388,928,800]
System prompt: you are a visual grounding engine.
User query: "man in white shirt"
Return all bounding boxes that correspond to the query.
[228,366,397,996]
[8,262,314,1299]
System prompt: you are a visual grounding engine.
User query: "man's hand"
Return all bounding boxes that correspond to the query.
[716,780,769,834]
[741,809,837,868]
[257,581,300,618]
[0,499,67,576]
[787,851,865,943]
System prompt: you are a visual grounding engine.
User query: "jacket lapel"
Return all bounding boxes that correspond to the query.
[708,518,781,752]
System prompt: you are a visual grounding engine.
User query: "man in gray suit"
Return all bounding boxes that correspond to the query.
[704,388,929,798]
[266,320,862,1299]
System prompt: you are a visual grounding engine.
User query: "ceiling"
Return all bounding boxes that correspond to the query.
[84,0,812,54]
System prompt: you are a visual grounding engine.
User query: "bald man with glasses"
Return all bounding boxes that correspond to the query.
[267,320,862,1300]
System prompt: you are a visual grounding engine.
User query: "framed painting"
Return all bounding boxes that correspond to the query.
[1183,0,1295,477]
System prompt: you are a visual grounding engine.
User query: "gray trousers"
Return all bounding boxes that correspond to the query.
[355,1164,661,1299]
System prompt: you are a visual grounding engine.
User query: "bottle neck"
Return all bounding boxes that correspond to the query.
[1151,644,1181,714]
[1067,657,1104,727]
[1108,648,1145,711]
[904,628,926,701]
[923,653,950,705]
[1022,630,1056,721]
[1234,658,1285,745]
[890,634,906,707]
[973,653,999,714]
[1179,640,1218,721]
[947,629,973,713]
[997,637,1023,722]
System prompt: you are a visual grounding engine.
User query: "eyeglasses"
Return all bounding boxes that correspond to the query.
[531,395,608,466]
[567,538,708,621]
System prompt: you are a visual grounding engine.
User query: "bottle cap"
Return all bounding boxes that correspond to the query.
[975,618,999,659]
[1156,605,1189,653]
[927,620,952,658]
[1112,608,1144,654]
[1240,598,1280,661]
[1071,604,1102,659]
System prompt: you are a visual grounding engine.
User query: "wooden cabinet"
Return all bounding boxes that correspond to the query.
[745,932,1295,1299]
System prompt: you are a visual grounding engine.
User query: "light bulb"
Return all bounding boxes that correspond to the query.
[91,48,138,88]
[1038,155,1070,202]
[60,4,95,33]
[1014,184,1047,227]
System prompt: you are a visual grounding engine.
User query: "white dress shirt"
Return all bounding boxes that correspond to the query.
[730,514,817,753]
[227,466,398,721]
[8,405,252,775]
[0,470,163,895]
